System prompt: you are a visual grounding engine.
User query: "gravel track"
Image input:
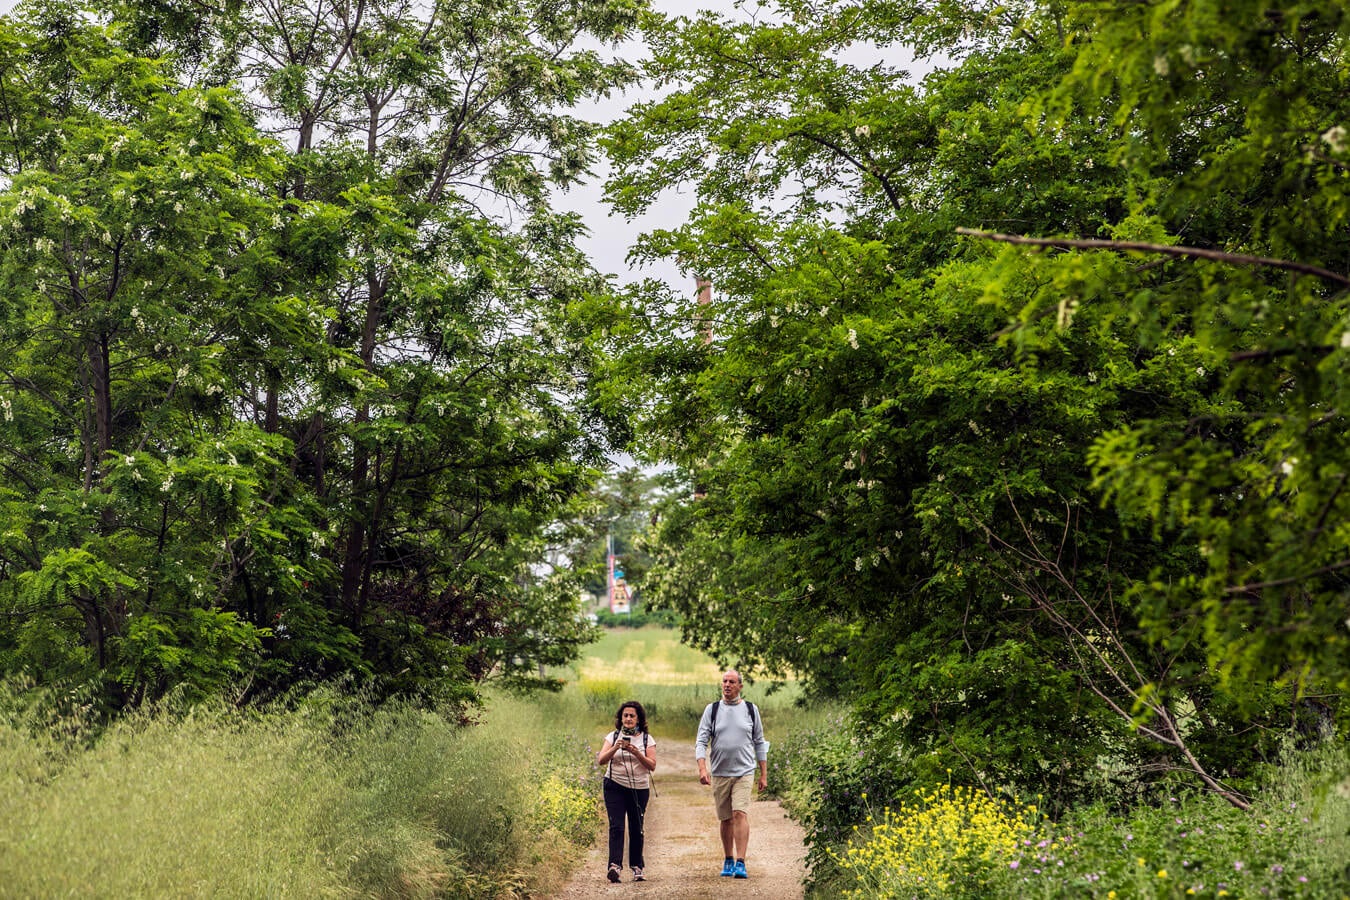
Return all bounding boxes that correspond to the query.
[545,740,808,899]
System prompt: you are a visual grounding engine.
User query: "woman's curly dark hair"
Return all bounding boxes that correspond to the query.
[613,700,649,734]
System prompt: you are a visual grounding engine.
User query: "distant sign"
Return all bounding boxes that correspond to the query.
[608,542,630,614]
[611,579,630,614]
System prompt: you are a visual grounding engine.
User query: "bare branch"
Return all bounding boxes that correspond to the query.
[978,491,1252,810]
[955,228,1350,288]
[1224,558,1350,594]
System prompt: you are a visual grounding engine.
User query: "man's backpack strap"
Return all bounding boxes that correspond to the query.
[708,699,757,742]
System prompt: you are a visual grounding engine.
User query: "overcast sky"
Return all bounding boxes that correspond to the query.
[553,1,699,294]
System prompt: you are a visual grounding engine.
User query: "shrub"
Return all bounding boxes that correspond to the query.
[579,677,625,712]
[832,783,1040,898]
[594,605,680,629]
[770,712,912,887]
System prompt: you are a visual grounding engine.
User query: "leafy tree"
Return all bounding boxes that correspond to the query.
[0,8,326,703]
[0,0,645,707]
[1040,0,1350,708]
[182,0,642,699]
[603,0,1347,809]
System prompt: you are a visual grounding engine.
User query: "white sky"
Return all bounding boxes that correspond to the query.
[557,0,714,295]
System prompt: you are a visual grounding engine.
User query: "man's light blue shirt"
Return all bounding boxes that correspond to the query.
[695,699,770,777]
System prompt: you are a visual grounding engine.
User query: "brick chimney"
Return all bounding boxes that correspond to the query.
[696,276,712,345]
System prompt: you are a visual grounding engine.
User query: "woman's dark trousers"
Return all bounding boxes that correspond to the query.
[603,776,650,869]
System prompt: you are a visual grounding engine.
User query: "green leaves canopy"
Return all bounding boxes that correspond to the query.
[0,0,644,706]
[604,0,1349,803]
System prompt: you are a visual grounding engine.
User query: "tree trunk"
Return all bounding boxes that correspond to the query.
[88,332,112,462]
[338,272,387,621]
[264,367,280,433]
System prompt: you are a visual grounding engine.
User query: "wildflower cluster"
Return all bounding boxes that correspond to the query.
[831,783,1038,898]
[1027,791,1350,900]
[526,773,599,844]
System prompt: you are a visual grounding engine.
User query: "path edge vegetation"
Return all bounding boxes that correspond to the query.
[0,0,1349,898]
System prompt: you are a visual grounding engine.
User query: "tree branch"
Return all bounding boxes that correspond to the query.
[793,130,904,214]
[979,492,1252,810]
[1224,558,1350,594]
[955,228,1350,287]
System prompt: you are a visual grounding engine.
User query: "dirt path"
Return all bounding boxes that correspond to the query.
[545,740,808,900]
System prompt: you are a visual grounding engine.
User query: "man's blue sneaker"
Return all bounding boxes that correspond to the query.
[733,860,748,879]
[720,858,735,877]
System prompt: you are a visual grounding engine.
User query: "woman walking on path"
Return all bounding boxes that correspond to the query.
[597,700,657,883]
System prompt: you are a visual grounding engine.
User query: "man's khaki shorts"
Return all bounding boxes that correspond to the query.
[711,775,753,820]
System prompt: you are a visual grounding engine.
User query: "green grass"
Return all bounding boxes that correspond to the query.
[0,625,822,897]
[564,624,807,740]
[574,625,725,685]
[0,682,602,899]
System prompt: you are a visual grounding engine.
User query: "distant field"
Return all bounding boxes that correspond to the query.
[564,626,803,739]
[575,625,723,686]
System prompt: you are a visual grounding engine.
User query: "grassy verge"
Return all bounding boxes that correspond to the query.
[0,681,601,898]
[0,625,816,896]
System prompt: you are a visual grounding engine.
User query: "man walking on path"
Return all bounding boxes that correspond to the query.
[695,669,770,880]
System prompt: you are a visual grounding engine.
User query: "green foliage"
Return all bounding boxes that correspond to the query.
[974,742,1350,899]
[113,609,267,703]
[771,710,914,883]
[601,0,1349,811]
[546,466,674,612]
[0,0,645,709]
[594,601,680,629]
[776,718,1350,899]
